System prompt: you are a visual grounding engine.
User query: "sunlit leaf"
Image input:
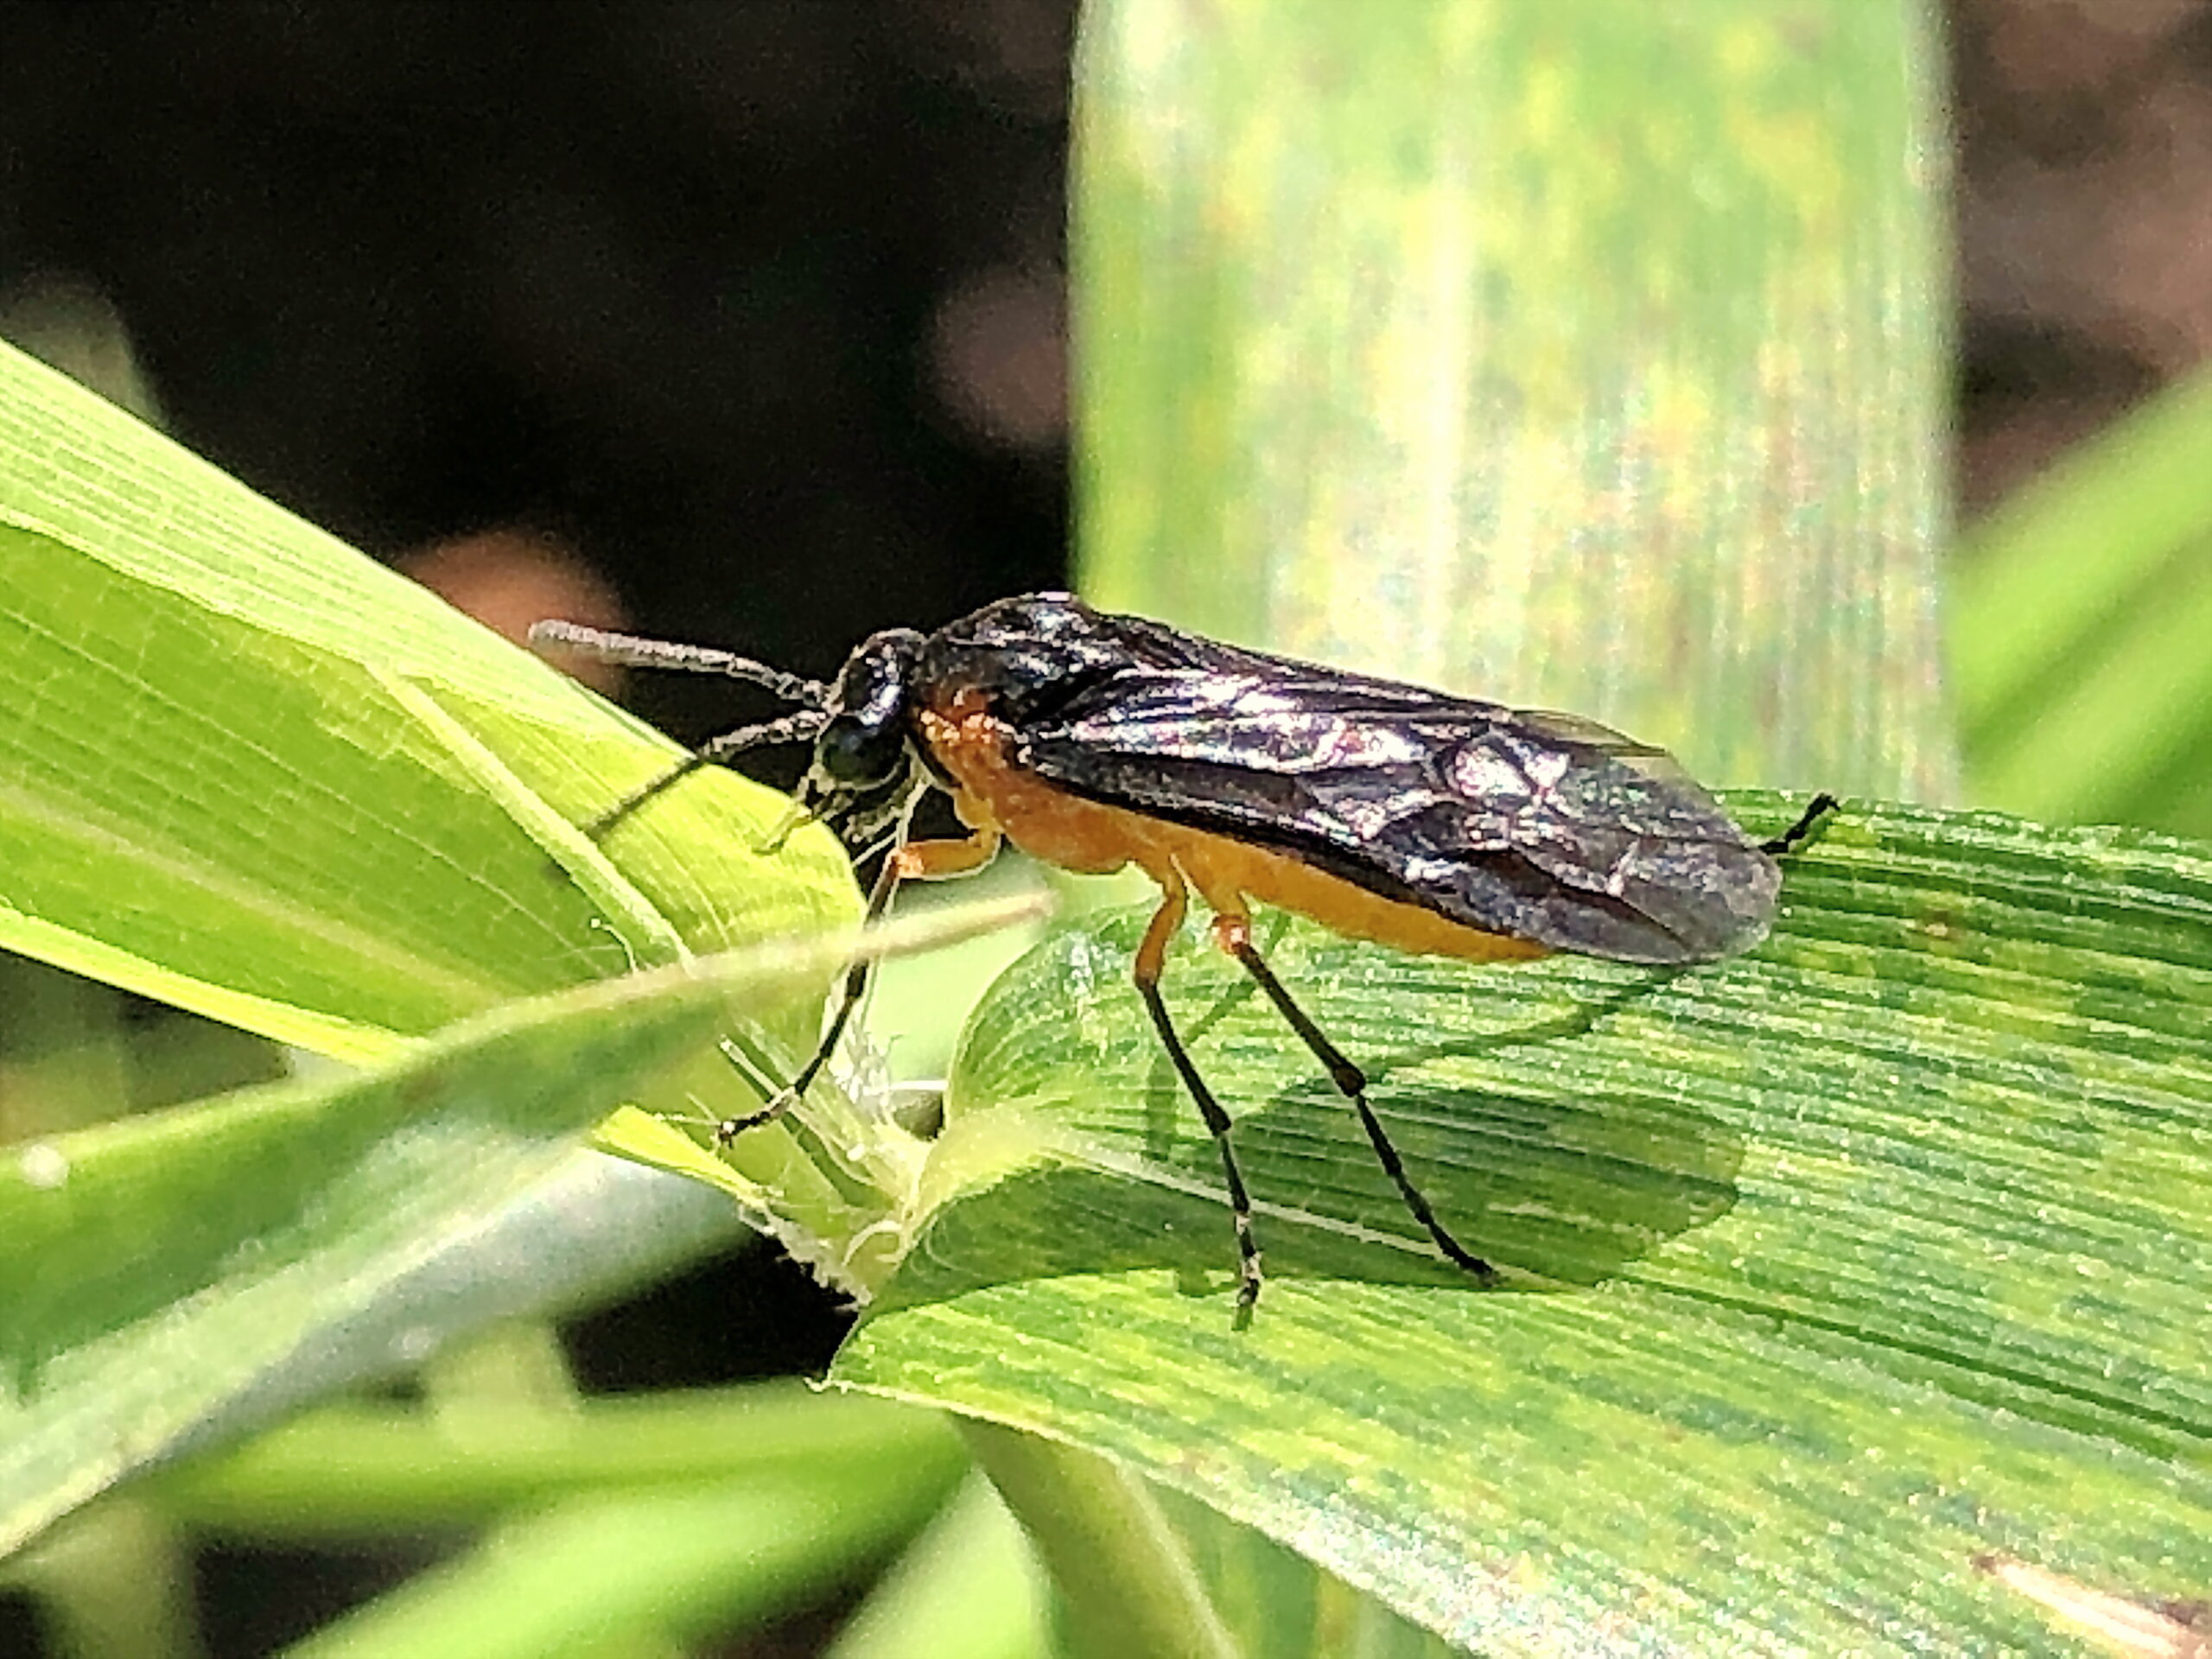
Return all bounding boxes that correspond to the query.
[0,338,858,1064]
[0,941,869,1556]
[842,800,2212,1652]
[1077,1,1952,803]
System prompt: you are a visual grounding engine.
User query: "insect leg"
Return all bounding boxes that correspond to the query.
[1132,868,1266,1315]
[1761,791,1839,856]
[715,824,1001,1141]
[1208,912,1498,1287]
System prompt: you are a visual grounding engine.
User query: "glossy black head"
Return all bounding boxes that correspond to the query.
[798,627,926,838]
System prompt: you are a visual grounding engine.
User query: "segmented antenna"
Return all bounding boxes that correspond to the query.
[579,710,830,838]
[528,620,829,706]
[530,619,834,838]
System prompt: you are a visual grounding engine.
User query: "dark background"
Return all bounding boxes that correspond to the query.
[8,3,2209,672]
[2,2,2206,1652]
[0,2,1074,748]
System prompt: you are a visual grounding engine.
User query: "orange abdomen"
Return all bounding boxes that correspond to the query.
[918,696,1545,965]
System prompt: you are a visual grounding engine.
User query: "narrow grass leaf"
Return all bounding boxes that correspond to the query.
[0,338,858,1064]
[0,938,872,1557]
[838,800,2211,1654]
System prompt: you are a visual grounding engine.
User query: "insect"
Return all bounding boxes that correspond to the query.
[534,593,1833,1313]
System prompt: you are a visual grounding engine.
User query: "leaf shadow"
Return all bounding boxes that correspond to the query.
[887,949,1743,1313]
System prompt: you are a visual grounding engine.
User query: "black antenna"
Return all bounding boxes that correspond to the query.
[579,710,830,838]
[529,620,829,707]
[531,619,834,838]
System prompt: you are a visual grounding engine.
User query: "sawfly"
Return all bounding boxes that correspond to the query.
[534,592,1833,1313]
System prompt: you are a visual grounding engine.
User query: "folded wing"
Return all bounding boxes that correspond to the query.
[1009,645,1779,965]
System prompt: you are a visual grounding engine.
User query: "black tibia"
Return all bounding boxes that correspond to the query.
[712,824,1001,1141]
[1134,874,1265,1315]
[1217,925,1498,1286]
[715,849,905,1141]
[1759,791,1839,857]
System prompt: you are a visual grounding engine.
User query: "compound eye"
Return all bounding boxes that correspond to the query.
[813,630,918,791]
[816,714,904,788]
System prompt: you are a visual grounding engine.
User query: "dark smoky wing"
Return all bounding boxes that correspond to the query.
[1505,705,1685,775]
[1013,664,1780,964]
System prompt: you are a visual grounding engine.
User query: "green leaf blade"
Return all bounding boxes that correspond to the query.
[0,941,861,1558]
[1952,362,2212,841]
[0,339,861,1062]
[1077,2,1953,802]
[842,802,2212,1652]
